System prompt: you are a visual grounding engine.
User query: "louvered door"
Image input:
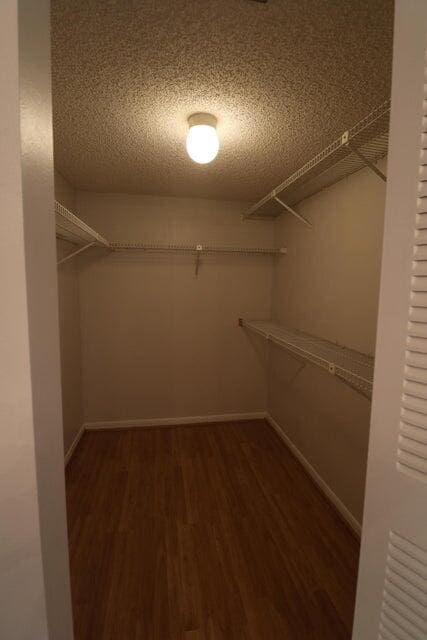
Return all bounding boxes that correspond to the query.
[352,2,427,639]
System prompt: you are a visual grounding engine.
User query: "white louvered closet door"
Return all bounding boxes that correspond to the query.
[352,2,427,639]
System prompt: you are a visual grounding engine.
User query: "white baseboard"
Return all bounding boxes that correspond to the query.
[64,424,85,467]
[265,413,361,538]
[84,411,267,431]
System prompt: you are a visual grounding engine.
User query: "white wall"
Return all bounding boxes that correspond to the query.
[55,170,84,454]
[269,162,386,524]
[0,2,73,638]
[75,192,274,424]
[55,170,75,211]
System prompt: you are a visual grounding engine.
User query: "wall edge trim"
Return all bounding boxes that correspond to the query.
[84,412,268,431]
[64,424,85,466]
[265,413,362,538]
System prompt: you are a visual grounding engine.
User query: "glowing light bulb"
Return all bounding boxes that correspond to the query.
[186,113,219,164]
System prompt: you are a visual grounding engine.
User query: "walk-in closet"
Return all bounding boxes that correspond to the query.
[3,1,427,639]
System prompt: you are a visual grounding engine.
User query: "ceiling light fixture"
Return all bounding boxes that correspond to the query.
[186,113,219,164]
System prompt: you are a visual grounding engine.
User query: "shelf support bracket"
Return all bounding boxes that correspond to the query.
[345,138,387,182]
[273,196,313,228]
[57,241,96,266]
[195,245,202,276]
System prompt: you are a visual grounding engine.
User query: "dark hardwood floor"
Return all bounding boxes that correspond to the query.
[66,420,360,639]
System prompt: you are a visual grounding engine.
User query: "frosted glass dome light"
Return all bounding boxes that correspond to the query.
[186,113,219,164]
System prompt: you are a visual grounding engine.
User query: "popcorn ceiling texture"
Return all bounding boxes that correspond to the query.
[51,0,393,201]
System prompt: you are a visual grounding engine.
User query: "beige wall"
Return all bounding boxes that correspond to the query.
[54,171,84,454]
[54,169,75,211]
[0,2,73,637]
[269,348,372,523]
[273,159,386,355]
[269,162,386,524]
[76,192,274,423]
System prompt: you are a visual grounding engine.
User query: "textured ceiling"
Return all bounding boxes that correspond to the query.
[51,0,394,201]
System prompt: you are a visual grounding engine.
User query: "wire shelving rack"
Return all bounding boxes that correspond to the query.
[111,242,285,255]
[55,201,286,269]
[240,318,374,397]
[55,201,111,265]
[111,243,286,275]
[243,100,390,221]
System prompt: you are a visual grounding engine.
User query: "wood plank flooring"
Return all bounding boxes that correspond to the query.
[66,420,360,639]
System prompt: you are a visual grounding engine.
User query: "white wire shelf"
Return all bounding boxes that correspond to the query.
[55,200,110,249]
[112,243,286,275]
[54,199,286,270]
[55,200,111,265]
[240,318,374,397]
[244,100,390,220]
[111,242,286,255]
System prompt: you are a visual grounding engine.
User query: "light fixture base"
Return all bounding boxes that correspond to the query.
[188,113,218,128]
